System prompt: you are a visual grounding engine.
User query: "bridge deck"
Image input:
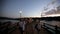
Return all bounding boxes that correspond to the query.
[40,27,50,34]
[10,25,50,34]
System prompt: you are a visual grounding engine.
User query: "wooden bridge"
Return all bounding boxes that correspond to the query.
[0,16,60,34]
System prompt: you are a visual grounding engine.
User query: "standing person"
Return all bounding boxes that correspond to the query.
[35,19,40,34]
[19,19,26,34]
[26,18,34,34]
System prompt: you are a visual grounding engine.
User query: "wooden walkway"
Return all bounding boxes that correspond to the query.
[10,25,50,34]
[40,27,50,34]
[6,21,50,34]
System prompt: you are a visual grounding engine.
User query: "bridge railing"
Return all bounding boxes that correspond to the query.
[42,23,60,34]
[0,21,17,34]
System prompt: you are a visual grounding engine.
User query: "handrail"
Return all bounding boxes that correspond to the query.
[0,22,17,34]
[44,23,55,27]
[42,23,60,34]
[43,23,60,29]
[8,23,17,34]
[44,25,55,31]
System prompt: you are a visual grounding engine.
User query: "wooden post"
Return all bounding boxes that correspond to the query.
[55,25,57,34]
[43,23,45,27]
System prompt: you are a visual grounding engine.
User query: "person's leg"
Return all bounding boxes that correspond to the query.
[21,28,23,34]
[19,27,23,34]
[37,29,40,34]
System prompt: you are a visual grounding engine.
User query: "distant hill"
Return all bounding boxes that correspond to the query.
[0,17,20,20]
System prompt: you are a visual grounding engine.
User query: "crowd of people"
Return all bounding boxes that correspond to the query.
[18,18,41,34]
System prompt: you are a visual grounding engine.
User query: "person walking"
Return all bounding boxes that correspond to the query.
[19,19,26,34]
[35,19,40,34]
[26,18,34,34]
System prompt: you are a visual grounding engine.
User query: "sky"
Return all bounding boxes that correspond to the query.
[0,0,60,18]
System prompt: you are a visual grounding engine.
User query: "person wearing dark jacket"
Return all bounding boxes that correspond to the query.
[35,19,40,34]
